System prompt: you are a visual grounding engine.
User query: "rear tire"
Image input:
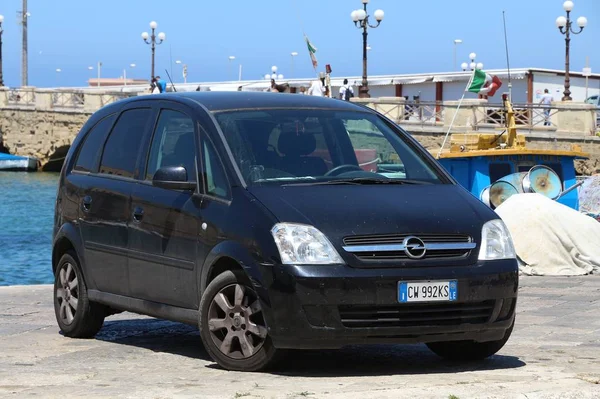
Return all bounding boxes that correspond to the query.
[199,269,279,371]
[426,322,514,361]
[53,250,106,338]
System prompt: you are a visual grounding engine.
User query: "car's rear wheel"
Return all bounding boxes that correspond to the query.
[199,270,278,371]
[426,322,514,361]
[53,250,106,338]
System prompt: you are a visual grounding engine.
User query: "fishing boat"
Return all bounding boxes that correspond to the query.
[432,94,589,211]
[0,153,39,171]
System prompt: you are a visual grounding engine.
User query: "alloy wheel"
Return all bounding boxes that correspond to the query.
[207,283,268,359]
[56,262,79,325]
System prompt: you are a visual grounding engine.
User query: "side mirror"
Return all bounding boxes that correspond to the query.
[152,165,197,191]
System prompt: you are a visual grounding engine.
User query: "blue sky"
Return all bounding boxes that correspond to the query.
[0,0,598,87]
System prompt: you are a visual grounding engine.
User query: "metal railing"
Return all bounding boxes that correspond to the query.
[51,91,85,108]
[401,101,444,127]
[100,92,134,107]
[478,103,561,131]
[5,89,36,106]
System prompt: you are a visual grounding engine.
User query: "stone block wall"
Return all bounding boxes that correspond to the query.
[0,108,91,168]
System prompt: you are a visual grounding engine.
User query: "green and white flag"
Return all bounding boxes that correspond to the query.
[305,36,318,68]
[466,69,502,96]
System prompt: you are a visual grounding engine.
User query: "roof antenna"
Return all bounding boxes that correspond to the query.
[165,69,177,92]
[502,10,512,101]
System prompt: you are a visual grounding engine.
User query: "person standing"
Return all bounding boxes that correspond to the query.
[307,80,325,97]
[539,89,554,126]
[156,76,167,93]
[339,79,355,101]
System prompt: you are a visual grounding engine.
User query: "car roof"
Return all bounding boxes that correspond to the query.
[121,91,371,113]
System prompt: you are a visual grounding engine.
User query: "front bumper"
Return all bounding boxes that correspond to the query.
[258,259,518,349]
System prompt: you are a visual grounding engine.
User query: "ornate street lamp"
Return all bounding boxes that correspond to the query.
[141,21,166,80]
[0,14,4,86]
[555,0,587,101]
[350,0,384,98]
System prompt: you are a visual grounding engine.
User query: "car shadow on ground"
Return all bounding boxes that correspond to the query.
[95,318,526,377]
[95,318,212,361]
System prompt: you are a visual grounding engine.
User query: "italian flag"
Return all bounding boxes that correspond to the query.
[305,36,318,69]
[467,69,502,97]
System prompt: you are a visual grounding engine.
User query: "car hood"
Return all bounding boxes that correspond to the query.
[249,184,497,265]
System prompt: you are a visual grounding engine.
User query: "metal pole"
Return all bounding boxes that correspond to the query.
[239,64,242,81]
[0,17,4,87]
[453,42,457,72]
[563,10,572,101]
[124,69,127,86]
[360,2,369,98]
[97,62,101,87]
[151,27,156,80]
[22,0,28,87]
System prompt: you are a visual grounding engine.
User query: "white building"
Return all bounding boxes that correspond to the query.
[108,68,600,104]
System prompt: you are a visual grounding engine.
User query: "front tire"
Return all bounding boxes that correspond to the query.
[199,270,278,371]
[53,250,106,338]
[426,322,514,361]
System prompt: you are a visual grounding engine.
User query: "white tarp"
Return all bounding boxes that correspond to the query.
[495,193,600,276]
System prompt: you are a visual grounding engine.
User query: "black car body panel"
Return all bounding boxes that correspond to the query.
[53,92,518,351]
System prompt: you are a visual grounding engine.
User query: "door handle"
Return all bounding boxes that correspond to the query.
[132,207,144,222]
[82,196,92,212]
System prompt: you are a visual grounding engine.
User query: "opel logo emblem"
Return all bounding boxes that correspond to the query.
[403,236,426,259]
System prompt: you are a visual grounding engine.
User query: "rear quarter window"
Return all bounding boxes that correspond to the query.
[73,114,116,173]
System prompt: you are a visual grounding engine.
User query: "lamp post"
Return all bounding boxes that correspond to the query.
[0,14,4,87]
[555,0,587,101]
[350,0,384,98]
[175,60,188,83]
[141,21,166,81]
[290,52,298,79]
[228,56,236,80]
[453,39,462,71]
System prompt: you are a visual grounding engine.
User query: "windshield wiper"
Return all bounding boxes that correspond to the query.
[283,178,431,186]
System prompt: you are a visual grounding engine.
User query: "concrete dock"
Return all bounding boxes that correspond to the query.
[1,276,599,399]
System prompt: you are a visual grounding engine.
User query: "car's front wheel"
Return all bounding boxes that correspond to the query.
[426,322,514,361]
[199,270,278,371]
[53,251,106,338]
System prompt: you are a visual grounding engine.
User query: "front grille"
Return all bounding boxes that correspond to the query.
[339,301,495,328]
[342,233,474,261]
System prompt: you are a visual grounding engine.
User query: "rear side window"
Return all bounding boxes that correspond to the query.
[99,108,152,178]
[73,114,116,173]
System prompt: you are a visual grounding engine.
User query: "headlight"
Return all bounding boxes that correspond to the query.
[478,219,516,260]
[271,223,343,265]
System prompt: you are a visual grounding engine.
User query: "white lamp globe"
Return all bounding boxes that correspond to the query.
[469,52,477,61]
[563,1,574,12]
[470,62,476,70]
[150,21,158,29]
[271,65,278,73]
[278,74,284,80]
[461,62,468,70]
[351,10,359,22]
[556,16,567,28]
[477,62,484,70]
[356,9,367,21]
[374,9,384,22]
[0,15,4,23]
[577,16,587,28]
[141,32,149,40]
[271,73,277,80]
[264,74,271,80]
[157,32,166,41]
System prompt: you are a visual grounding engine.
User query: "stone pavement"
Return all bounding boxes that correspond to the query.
[0,276,599,399]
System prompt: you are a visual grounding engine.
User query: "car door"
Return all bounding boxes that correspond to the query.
[128,103,202,308]
[78,104,155,296]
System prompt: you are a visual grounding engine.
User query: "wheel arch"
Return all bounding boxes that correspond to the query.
[52,223,85,276]
[199,240,266,297]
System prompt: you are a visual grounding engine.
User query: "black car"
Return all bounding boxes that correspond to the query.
[52,92,518,371]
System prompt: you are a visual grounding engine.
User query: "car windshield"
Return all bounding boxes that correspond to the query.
[213,108,448,186]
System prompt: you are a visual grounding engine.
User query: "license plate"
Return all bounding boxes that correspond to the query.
[398,280,458,303]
